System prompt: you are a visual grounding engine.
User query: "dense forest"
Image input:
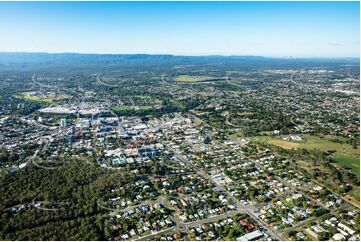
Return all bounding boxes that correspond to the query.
[0,161,131,240]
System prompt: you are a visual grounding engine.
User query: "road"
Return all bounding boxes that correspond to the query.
[244,152,361,237]
[31,199,69,211]
[31,73,50,88]
[225,71,244,88]
[96,74,119,87]
[160,73,170,86]
[100,196,165,213]
[101,137,286,240]
[135,226,176,241]
[282,216,317,233]
[136,211,245,240]
[224,111,242,128]
[288,71,297,85]
[179,210,243,230]
[162,140,286,241]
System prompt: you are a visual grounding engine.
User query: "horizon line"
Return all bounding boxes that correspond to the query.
[0,51,359,59]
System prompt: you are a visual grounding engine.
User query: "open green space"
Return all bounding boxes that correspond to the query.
[136,105,152,111]
[170,99,185,109]
[250,135,360,177]
[112,105,152,112]
[14,94,53,103]
[47,118,61,126]
[175,75,213,82]
[111,105,133,111]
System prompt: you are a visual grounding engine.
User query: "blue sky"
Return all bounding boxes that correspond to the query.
[0,1,359,57]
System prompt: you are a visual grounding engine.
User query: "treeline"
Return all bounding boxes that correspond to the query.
[0,160,133,240]
[260,143,359,195]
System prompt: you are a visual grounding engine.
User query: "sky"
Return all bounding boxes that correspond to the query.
[0,1,359,57]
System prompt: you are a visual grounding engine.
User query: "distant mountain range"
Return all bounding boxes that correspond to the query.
[0,52,273,63]
[0,52,358,71]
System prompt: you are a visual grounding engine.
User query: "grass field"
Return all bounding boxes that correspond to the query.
[175,75,213,82]
[112,105,152,111]
[250,135,360,177]
[136,105,152,111]
[14,94,53,103]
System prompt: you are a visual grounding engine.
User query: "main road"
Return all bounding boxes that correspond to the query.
[162,139,286,241]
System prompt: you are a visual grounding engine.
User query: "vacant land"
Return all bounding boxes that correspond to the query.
[251,135,360,177]
[175,75,213,82]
